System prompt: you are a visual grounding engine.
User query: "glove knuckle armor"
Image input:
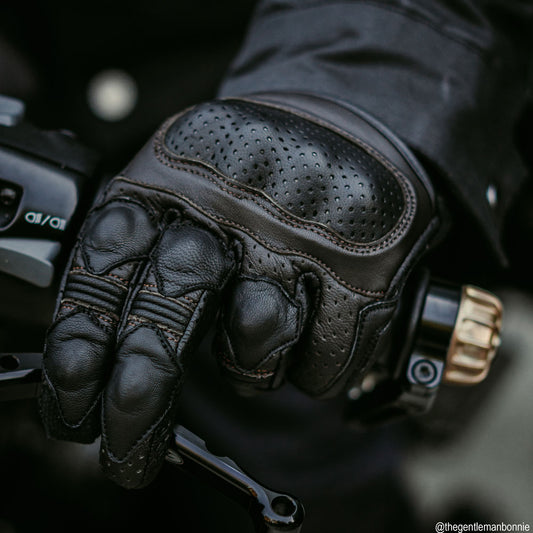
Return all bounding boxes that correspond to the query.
[114,94,438,397]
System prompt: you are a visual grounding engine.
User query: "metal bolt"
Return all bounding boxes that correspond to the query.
[411,359,437,385]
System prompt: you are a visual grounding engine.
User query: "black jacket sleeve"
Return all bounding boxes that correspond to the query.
[218,0,533,265]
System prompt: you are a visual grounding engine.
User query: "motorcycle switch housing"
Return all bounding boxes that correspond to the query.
[0,94,99,289]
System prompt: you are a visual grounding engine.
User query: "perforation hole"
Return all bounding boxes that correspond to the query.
[165,100,405,244]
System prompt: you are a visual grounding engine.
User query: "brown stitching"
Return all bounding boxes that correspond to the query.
[154,138,416,253]
[58,303,117,329]
[68,268,129,290]
[115,177,384,298]
[142,282,199,306]
[220,355,274,378]
[148,154,411,298]
[70,266,130,286]
[136,290,195,314]
[60,298,120,323]
[127,314,184,342]
[126,319,181,345]
[155,116,417,250]
[93,314,115,325]
[107,273,131,284]
[236,97,419,211]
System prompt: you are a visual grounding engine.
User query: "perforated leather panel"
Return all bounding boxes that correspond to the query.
[164,99,405,244]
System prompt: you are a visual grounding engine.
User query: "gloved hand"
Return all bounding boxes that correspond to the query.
[40,92,439,488]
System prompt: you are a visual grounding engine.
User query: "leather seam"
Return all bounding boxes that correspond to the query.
[125,315,184,344]
[142,282,197,306]
[59,300,120,325]
[154,129,417,254]
[68,267,130,290]
[112,178,386,299]
[221,275,303,373]
[234,95,421,199]
[219,329,275,378]
[316,299,396,395]
[136,288,196,313]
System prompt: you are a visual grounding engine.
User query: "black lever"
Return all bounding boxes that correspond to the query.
[169,426,304,533]
[0,351,304,533]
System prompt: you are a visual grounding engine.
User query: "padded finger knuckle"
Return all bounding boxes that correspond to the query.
[44,312,113,425]
[81,200,158,274]
[153,222,234,296]
[45,312,112,390]
[222,279,300,370]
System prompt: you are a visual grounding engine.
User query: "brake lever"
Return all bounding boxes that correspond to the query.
[0,352,304,533]
[169,426,304,533]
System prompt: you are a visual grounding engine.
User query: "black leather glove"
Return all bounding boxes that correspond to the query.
[40,92,439,488]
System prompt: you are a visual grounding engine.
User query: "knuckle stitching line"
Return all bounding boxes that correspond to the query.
[58,299,120,325]
[116,177,385,298]
[126,315,183,344]
[69,267,130,289]
[154,133,417,254]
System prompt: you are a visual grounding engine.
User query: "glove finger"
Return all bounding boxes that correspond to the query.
[288,272,397,398]
[216,276,308,396]
[41,199,159,443]
[101,220,235,488]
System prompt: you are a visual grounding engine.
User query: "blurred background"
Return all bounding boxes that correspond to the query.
[0,1,532,531]
[403,288,533,527]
